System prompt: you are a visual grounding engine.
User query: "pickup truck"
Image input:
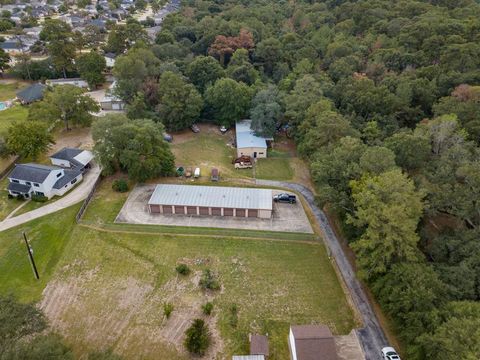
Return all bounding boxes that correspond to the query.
[234,162,253,169]
[273,193,297,204]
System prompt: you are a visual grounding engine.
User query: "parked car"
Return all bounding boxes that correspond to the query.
[194,167,200,178]
[234,162,252,169]
[220,125,228,134]
[273,193,297,204]
[381,347,401,360]
[211,168,219,181]
[185,167,193,177]
[163,133,173,142]
[191,124,200,133]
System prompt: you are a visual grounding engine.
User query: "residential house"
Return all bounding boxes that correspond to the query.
[16,83,46,104]
[0,40,29,55]
[7,148,93,199]
[104,52,117,68]
[289,325,338,360]
[235,119,269,159]
[100,81,125,110]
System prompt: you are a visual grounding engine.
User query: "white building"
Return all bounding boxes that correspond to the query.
[148,184,273,219]
[235,119,269,159]
[46,78,89,89]
[7,148,93,200]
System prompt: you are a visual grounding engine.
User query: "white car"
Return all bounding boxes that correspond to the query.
[381,347,401,360]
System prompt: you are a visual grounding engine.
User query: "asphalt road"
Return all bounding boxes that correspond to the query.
[256,180,388,360]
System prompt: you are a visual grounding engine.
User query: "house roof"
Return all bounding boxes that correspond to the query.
[7,182,31,193]
[16,83,46,103]
[9,163,59,183]
[236,120,267,149]
[53,169,81,189]
[290,325,338,360]
[104,52,117,59]
[50,147,93,167]
[250,335,269,356]
[148,184,273,211]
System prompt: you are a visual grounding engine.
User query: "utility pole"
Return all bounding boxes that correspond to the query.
[23,232,39,280]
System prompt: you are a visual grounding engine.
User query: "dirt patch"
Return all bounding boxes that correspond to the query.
[49,127,94,154]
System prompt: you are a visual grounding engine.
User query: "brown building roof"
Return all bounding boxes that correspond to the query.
[250,334,269,357]
[290,325,338,360]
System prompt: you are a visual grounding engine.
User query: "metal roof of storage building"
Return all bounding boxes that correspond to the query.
[148,184,272,210]
[236,120,267,149]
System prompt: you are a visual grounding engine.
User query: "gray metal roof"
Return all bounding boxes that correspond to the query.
[7,182,31,193]
[148,184,273,210]
[236,120,267,149]
[50,147,84,167]
[16,83,46,103]
[9,163,59,183]
[53,169,81,189]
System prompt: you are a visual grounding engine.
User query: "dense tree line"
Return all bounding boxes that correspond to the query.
[106,0,480,358]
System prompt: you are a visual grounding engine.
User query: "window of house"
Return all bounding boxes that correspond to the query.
[26,181,31,185]
[56,173,62,178]
[71,178,77,185]
[33,183,40,187]
[35,191,44,196]
[11,179,19,183]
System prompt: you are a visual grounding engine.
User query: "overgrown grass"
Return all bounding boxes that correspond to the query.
[256,157,294,181]
[171,132,253,179]
[0,82,29,101]
[0,105,28,134]
[50,225,356,359]
[0,204,80,302]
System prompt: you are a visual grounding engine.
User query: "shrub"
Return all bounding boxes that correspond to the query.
[175,263,190,275]
[228,304,238,328]
[202,302,214,316]
[199,269,220,291]
[163,302,174,319]
[112,179,129,193]
[31,194,48,202]
[184,319,210,355]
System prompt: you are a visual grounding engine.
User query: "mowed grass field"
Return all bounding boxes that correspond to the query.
[0,176,357,359]
[0,81,29,101]
[0,105,28,134]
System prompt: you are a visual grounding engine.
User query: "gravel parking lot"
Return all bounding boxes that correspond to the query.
[115,184,314,233]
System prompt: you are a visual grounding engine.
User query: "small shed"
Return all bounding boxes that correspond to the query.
[289,325,338,360]
[250,334,269,358]
[236,120,268,159]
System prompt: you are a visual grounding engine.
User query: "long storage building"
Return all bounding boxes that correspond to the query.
[148,184,273,219]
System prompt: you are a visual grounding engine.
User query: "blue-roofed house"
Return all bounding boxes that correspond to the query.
[235,119,268,159]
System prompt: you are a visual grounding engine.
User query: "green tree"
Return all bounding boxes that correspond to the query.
[285,75,324,129]
[29,85,99,130]
[0,48,10,73]
[250,85,282,139]
[156,71,203,131]
[297,99,357,157]
[184,319,210,356]
[76,51,106,89]
[40,19,76,78]
[226,49,259,86]
[420,301,480,360]
[185,56,224,93]
[385,130,431,170]
[2,334,73,360]
[358,146,397,175]
[349,169,424,280]
[5,121,54,160]
[204,78,252,127]
[92,114,175,181]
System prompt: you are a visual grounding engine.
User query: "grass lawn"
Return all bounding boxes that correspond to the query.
[0,82,29,101]
[0,105,29,134]
[171,131,253,179]
[0,204,80,303]
[256,157,294,181]
[39,221,356,359]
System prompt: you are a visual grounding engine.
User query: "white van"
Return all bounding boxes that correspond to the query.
[194,167,200,178]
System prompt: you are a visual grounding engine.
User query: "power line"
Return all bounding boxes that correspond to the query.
[23,232,39,280]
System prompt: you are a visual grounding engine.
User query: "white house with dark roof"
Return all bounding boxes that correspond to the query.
[7,148,93,199]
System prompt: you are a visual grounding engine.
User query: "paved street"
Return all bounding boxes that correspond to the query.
[0,163,101,232]
[256,180,388,360]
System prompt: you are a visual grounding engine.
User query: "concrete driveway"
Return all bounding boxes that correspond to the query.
[0,163,101,232]
[115,184,313,233]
